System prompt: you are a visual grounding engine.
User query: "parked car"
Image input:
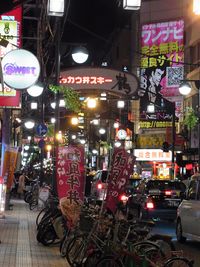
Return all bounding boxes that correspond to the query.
[127,179,186,221]
[176,173,200,243]
[90,170,108,202]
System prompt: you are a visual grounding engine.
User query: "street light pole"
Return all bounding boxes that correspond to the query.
[171,102,176,179]
[179,80,200,172]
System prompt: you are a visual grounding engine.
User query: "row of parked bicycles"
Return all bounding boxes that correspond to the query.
[25,182,194,267]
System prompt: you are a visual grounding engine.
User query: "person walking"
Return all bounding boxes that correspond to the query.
[17,171,25,199]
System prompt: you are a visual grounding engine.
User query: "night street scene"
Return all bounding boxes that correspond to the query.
[1,0,200,266]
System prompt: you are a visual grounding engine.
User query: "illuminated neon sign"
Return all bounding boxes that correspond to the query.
[60,67,139,96]
[60,76,113,85]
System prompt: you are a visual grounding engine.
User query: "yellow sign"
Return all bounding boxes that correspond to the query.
[2,147,19,190]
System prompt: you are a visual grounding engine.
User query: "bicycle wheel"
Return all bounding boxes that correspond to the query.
[96,255,123,267]
[36,208,47,226]
[39,225,58,246]
[60,232,70,257]
[163,257,194,267]
[83,249,102,267]
[131,240,166,265]
[29,199,38,210]
[66,234,88,265]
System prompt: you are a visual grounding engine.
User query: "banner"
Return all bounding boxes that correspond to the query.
[56,145,85,203]
[2,146,19,190]
[140,19,184,120]
[0,6,22,107]
[105,148,135,213]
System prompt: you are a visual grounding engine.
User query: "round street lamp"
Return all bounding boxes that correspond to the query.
[72,46,89,64]
[24,120,35,129]
[179,82,192,96]
[27,83,44,97]
[99,128,106,135]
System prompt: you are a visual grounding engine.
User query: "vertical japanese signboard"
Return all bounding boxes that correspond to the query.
[0,7,22,106]
[56,145,85,204]
[140,20,184,123]
[105,148,135,213]
[2,146,19,190]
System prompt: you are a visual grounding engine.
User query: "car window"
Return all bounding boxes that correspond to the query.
[101,171,108,183]
[146,181,186,192]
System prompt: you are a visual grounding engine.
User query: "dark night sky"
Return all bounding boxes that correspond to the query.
[62,0,132,64]
[0,0,132,64]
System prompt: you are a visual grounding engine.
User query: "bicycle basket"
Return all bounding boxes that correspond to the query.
[79,213,94,232]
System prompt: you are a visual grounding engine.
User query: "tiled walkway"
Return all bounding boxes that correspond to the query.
[0,199,69,267]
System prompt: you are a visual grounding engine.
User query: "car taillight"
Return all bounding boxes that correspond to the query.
[97,183,102,190]
[165,190,172,196]
[119,194,128,202]
[146,197,154,209]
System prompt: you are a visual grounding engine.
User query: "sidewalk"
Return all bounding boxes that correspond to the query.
[0,199,69,267]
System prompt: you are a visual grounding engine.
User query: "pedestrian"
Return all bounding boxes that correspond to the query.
[17,171,25,199]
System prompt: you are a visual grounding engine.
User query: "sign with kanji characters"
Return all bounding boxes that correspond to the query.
[56,145,85,204]
[105,148,135,213]
[1,146,19,190]
[140,20,184,98]
[0,7,22,107]
[139,20,184,124]
[60,67,139,96]
[134,149,172,162]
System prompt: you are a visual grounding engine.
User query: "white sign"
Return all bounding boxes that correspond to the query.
[60,67,139,96]
[2,49,40,90]
[134,149,172,162]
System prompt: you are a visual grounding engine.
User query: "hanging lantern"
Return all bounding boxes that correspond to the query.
[123,0,141,10]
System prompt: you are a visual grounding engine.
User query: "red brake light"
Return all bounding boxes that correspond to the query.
[119,194,128,202]
[146,200,154,209]
[97,183,103,190]
[165,190,172,196]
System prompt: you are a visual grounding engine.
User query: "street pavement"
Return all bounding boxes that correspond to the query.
[0,199,69,267]
[0,198,199,267]
[152,220,200,267]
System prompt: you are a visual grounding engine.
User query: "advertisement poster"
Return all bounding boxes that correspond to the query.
[140,20,184,122]
[1,146,19,190]
[105,148,135,213]
[56,145,85,203]
[0,6,22,107]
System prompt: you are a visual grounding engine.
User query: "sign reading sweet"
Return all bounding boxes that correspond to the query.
[2,49,40,89]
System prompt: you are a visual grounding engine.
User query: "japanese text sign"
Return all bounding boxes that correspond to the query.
[0,7,22,107]
[56,145,85,204]
[140,20,184,98]
[60,67,139,96]
[134,149,172,162]
[105,148,135,213]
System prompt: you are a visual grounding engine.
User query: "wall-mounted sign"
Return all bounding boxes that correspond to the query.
[134,149,172,161]
[0,7,22,107]
[2,49,40,90]
[60,67,139,96]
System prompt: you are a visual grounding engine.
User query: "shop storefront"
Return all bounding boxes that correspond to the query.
[134,149,173,179]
